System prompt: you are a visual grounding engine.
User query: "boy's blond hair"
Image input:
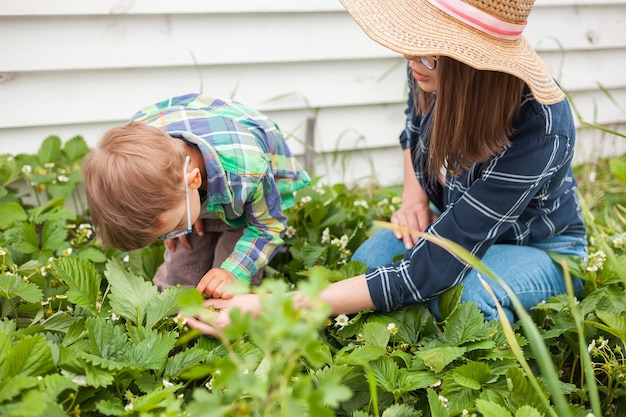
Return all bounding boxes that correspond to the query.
[82,122,187,251]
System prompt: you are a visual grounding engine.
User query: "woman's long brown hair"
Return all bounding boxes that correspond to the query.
[415,57,524,183]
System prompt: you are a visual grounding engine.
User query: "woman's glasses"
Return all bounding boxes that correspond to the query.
[420,56,438,70]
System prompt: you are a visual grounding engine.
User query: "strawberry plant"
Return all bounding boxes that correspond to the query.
[1,134,626,416]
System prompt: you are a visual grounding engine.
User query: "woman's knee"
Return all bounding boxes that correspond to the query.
[352,228,407,268]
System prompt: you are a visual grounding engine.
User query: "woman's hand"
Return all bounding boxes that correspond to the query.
[393,148,438,249]
[391,200,437,249]
[186,294,262,337]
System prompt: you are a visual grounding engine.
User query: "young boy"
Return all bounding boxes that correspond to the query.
[82,93,310,298]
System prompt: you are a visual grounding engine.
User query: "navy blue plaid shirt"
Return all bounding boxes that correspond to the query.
[366,76,587,312]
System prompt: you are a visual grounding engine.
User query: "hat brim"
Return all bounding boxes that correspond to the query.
[340,0,564,104]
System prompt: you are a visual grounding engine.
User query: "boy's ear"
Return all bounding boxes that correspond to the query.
[188,168,202,189]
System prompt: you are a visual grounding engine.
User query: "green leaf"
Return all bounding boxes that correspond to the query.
[81,360,116,388]
[505,367,548,414]
[42,311,81,334]
[339,260,368,277]
[140,244,166,278]
[443,302,490,345]
[16,260,40,276]
[76,246,107,263]
[515,405,543,417]
[0,154,20,186]
[4,223,39,254]
[595,310,626,340]
[63,136,89,163]
[41,220,68,253]
[145,286,186,328]
[381,403,421,417]
[47,183,76,200]
[0,375,39,403]
[164,347,209,378]
[184,390,230,417]
[37,135,62,164]
[131,384,182,413]
[306,202,329,226]
[463,339,496,352]
[4,335,55,378]
[126,325,177,370]
[319,208,348,228]
[373,304,436,345]
[451,361,493,390]
[0,329,10,373]
[0,320,17,338]
[547,252,584,278]
[178,364,213,381]
[51,257,101,314]
[96,399,125,416]
[336,345,386,366]
[301,265,344,283]
[176,287,206,318]
[437,284,463,321]
[294,244,328,267]
[311,364,352,386]
[0,389,47,417]
[476,398,513,417]
[104,258,158,326]
[416,345,466,373]
[0,274,43,304]
[370,357,434,397]
[84,317,128,361]
[608,157,626,180]
[583,286,626,315]
[0,202,27,229]
[361,321,390,348]
[61,319,87,347]
[312,371,352,407]
[31,202,74,224]
[398,370,438,392]
[370,357,399,393]
[427,388,451,417]
[78,352,128,372]
[40,373,79,400]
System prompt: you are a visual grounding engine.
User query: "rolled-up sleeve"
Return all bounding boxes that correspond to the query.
[220,176,286,282]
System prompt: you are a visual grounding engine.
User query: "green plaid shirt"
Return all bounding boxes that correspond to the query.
[132,93,310,282]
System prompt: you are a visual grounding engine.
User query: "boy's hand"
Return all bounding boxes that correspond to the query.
[186,294,262,337]
[196,268,237,299]
[165,219,205,252]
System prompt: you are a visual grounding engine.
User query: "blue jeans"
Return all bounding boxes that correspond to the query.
[352,228,587,321]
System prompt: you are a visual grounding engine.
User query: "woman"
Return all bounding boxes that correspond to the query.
[187,0,587,335]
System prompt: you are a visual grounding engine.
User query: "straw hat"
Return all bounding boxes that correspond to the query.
[339,0,564,104]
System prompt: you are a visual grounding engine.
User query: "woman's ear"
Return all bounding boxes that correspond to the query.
[187,167,202,189]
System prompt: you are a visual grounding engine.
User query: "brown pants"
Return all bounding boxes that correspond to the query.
[153,218,263,290]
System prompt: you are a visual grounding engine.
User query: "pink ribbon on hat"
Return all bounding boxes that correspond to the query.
[427,0,527,40]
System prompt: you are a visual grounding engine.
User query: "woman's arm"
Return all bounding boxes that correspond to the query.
[189,275,375,336]
[390,148,437,249]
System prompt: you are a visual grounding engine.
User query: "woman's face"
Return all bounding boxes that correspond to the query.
[404,54,438,93]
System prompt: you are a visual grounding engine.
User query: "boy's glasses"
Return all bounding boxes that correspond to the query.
[158,155,192,240]
[420,56,438,70]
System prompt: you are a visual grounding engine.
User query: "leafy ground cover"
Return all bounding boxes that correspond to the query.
[1,134,626,417]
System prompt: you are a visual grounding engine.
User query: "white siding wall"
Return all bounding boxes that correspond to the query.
[1,0,625,187]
